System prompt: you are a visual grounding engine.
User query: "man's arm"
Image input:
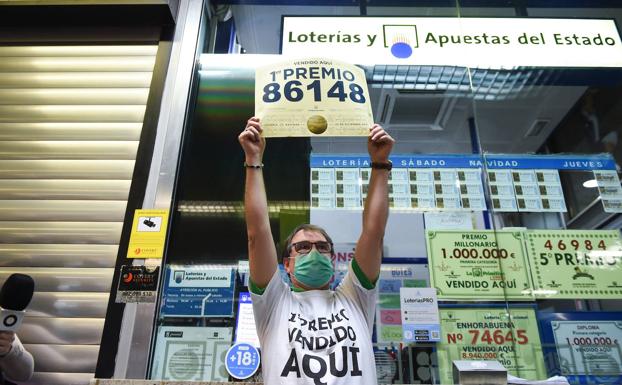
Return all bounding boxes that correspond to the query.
[0,332,34,382]
[354,124,394,282]
[239,117,278,288]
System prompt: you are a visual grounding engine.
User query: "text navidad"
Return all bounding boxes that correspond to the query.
[262,60,366,105]
[288,31,618,48]
[281,309,363,382]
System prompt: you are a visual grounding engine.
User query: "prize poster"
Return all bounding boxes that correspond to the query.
[427,230,533,300]
[151,326,232,381]
[255,57,373,137]
[526,230,622,299]
[551,320,622,379]
[537,312,622,385]
[438,307,546,385]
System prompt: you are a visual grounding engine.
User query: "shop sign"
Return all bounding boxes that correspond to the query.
[255,57,372,137]
[282,17,622,68]
[551,320,622,378]
[427,230,533,300]
[438,307,546,385]
[127,209,169,259]
[526,230,622,299]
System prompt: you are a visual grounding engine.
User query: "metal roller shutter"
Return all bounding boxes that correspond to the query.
[0,44,157,385]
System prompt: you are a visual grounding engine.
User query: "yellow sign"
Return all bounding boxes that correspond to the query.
[127,209,169,259]
[255,57,373,137]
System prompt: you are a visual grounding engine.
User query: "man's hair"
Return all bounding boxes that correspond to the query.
[280,223,334,263]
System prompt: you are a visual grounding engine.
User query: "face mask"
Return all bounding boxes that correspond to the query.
[293,249,334,289]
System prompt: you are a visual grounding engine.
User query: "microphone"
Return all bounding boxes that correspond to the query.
[0,273,35,332]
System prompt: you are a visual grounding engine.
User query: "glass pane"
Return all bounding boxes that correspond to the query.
[468,3,622,385]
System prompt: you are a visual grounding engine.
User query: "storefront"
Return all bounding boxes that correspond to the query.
[2,1,621,385]
[126,2,622,384]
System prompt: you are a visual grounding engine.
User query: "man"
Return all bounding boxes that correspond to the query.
[239,116,394,384]
[0,331,34,383]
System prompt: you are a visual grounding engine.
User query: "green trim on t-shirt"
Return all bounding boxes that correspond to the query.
[290,285,305,292]
[249,278,266,295]
[352,258,378,289]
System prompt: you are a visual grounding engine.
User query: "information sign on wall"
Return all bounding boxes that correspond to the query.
[235,292,260,348]
[162,265,236,317]
[526,230,622,299]
[255,57,373,137]
[376,264,429,343]
[399,287,440,343]
[151,326,232,381]
[127,209,169,259]
[427,230,533,300]
[437,307,546,385]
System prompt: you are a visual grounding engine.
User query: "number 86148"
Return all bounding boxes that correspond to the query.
[262,80,366,104]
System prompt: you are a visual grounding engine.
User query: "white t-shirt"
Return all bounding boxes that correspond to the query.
[251,263,378,385]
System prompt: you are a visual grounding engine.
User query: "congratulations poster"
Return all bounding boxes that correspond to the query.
[438,307,546,385]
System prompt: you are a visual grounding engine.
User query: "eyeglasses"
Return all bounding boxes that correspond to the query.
[289,240,333,255]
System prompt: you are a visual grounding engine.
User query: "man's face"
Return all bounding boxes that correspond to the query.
[284,229,333,289]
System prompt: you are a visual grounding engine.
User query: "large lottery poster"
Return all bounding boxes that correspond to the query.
[438,307,546,385]
[526,230,622,299]
[427,230,533,300]
[255,57,373,137]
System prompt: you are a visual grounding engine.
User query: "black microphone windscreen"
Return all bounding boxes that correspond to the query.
[0,273,35,311]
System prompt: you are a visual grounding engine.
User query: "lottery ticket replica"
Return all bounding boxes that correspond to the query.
[255,57,373,137]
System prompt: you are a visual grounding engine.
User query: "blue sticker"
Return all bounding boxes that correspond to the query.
[225,343,261,380]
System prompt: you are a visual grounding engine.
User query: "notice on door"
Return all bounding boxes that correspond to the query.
[127,209,169,259]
